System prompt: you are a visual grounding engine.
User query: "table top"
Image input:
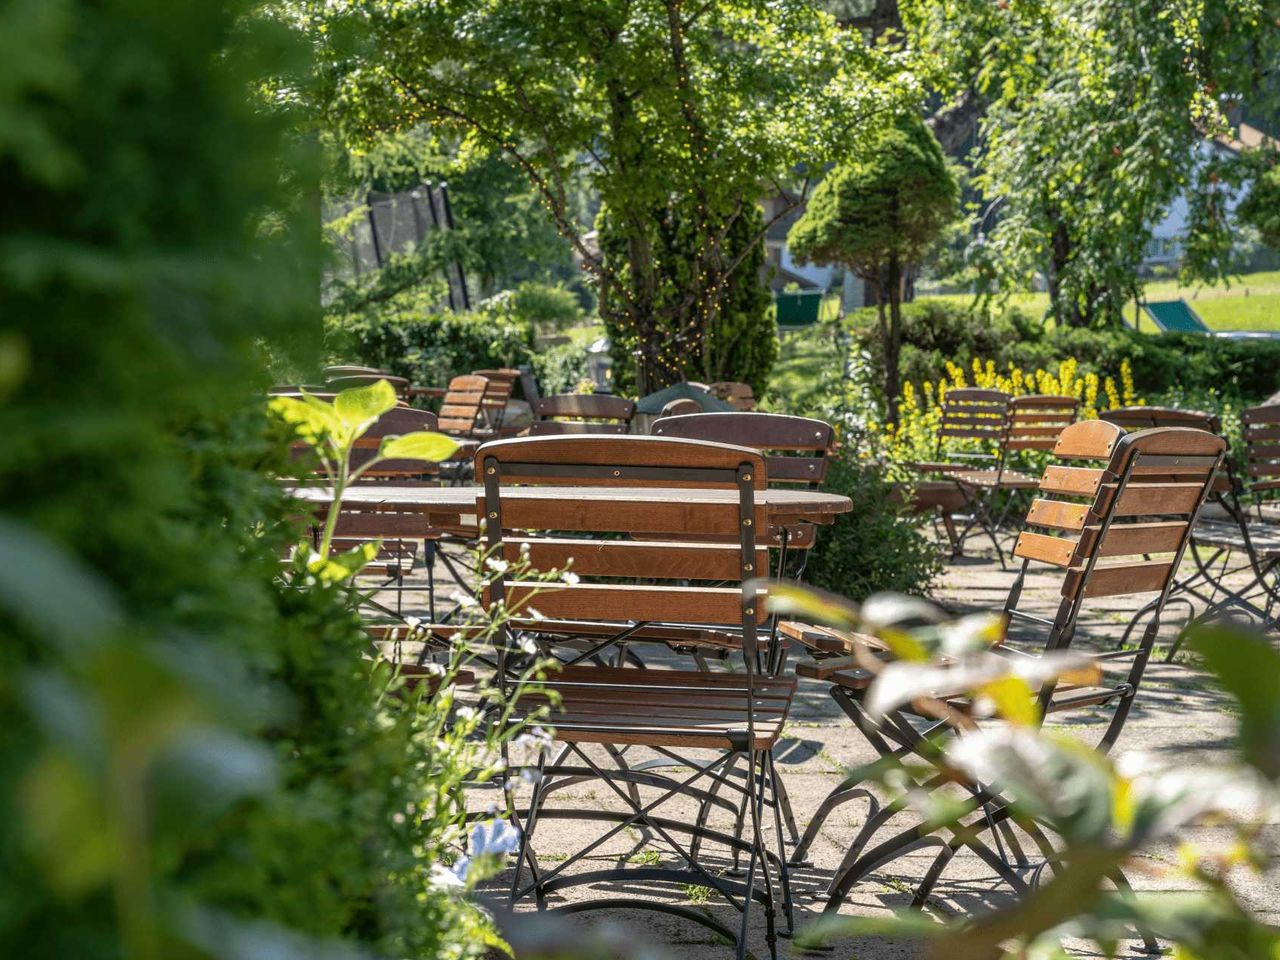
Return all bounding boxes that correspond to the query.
[289,483,852,523]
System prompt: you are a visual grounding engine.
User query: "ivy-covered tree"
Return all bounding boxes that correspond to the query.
[899,0,1280,327]
[788,116,958,420]
[601,199,777,397]
[306,0,914,392]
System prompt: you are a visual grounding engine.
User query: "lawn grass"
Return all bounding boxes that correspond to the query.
[923,270,1280,331]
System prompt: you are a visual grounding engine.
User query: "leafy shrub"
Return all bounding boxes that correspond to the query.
[531,341,592,396]
[852,298,1280,404]
[802,453,942,601]
[513,280,585,335]
[326,287,534,388]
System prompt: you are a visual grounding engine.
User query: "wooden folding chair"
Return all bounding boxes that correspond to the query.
[784,422,1224,924]
[477,435,795,958]
[1150,403,1280,648]
[473,367,521,433]
[708,381,757,411]
[292,407,443,619]
[653,412,834,566]
[659,397,703,418]
[946,394,1080,566]
[912,388,1011,560]
[529,393,635,436]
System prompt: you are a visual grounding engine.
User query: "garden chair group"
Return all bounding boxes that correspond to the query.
[289,377,1240,954]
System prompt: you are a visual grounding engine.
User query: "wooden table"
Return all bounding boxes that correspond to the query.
[289,484,852,531]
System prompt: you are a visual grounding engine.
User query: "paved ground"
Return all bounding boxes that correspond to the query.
[371,534,1278,959]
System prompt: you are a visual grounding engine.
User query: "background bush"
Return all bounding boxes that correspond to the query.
[802,452,942,600]
[326,287,535,387]
[851,298,1280,404]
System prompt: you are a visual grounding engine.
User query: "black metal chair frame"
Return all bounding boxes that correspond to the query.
[790,425,1223,946]
[479,437,794,959]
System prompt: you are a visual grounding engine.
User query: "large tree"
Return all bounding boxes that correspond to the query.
[900,0,1280,327]
[306,0,914,392]
[788,116,958,420]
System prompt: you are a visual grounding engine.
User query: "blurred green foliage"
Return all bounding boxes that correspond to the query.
[0,2,506,957]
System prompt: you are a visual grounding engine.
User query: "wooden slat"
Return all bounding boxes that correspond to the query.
[505,537,767,580]
[493,582,766,624]
[1063,560,1174,599]
[1025,498,1090,531]
[765,456,826,483]
[940,427,1005,440]
[528,421,629,436]
[1053,421,1123,459]
[1014,531,1078,567]
[652,412,834,452]
[1245,425,1280,441]
[1090,520,1188,558]
[477,435,766,483]
[1008,425,1068,439]
[942,412,1008,427]
[492,496,760,535]
[1110,482,1204,516]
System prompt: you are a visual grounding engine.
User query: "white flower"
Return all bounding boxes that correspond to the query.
[520,767,543,785]
[485,557,510,574]
[470,819,521,857]
[516,634,539,655]
[561,570,580,585]
[525,606,547,622]
[455,706,478,722]
[450,590,478,609]
[513,726,553,751]
[429,860,467,890]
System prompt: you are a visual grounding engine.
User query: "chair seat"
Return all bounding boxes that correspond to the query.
[1194,518,1280,559]
[945,468,1040,490]
[517,665,795,750]
[779,620,885,655]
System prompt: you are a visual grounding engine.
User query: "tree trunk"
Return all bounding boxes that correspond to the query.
[1047,218,1087,328]
[885,251,903,423]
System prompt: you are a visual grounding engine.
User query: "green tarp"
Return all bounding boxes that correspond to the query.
[634,383,735,415]
[775,290,824,329]
[1141,298,1210,334]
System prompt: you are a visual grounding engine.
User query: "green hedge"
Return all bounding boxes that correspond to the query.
[851,299,1280,403]
[326,288,535,388]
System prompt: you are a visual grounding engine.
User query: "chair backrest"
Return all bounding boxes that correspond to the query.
[474,435,770,669]
[439,375,489,436]
[530,393,636,436]
[652,412,835,487]
[324,364,387,378]
[659,398,703,418]
[1100,405,1221,434]
[1240,404,1280,495]
[708,381,756,411]
[935,388,1011,461]
[473,368,520,411]
[327,373,412,399]
[351,407,441,478]
[1013,420,1225,608]
[1004,395,1079,451]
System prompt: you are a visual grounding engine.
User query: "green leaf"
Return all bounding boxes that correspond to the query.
[333,379,398,436]
[378,430,460,463]
[307,541,379,583]
[268,395,344,446]
[1188,623,1280,780]
[762,581,860,630]
[0,516,120,646]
